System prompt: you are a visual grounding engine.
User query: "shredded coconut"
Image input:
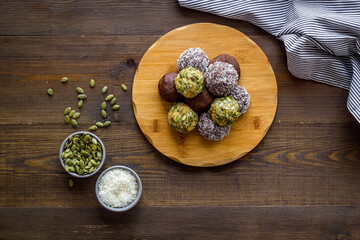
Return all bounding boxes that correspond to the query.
[230,85,250,114]
[177,48,209,73]
[205,62,238,96]
[98,169,138,208]
[197,112,231,141]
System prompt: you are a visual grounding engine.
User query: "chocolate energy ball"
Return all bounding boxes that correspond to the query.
[158,72,182,102]
[175,67,204,98]
[177,48,209,73]
[209,54,241,76]
[198,112,231,141]
[184,87,214,112]
[205,62,239,96]
[167,102,198,133]
[230,85,250,114]
[209,96,240,127]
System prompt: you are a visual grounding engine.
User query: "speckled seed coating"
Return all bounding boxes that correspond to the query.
[177,48,209,73]
[167,102,198,133]
[205,62,239,96]
[230,85,250,114]
[198,112,231,141]
[174,67,204,98]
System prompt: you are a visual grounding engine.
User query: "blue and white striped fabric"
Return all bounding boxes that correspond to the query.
[178,0,360,122]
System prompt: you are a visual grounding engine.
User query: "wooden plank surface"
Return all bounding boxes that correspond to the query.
[0,0,360,239]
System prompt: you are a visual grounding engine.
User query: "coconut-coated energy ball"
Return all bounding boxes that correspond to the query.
[198,112,231,141]
[177,48,209,73]
[167,102,198,133]
[209,96,240,127]
[174,67,204,98]
[204,62,239,96]
[184,87,214,113]
[158,72,182,102]
[230,85,250,114]
[209,54,241,76]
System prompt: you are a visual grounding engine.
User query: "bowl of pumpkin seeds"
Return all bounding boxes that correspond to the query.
[60,131,106,178]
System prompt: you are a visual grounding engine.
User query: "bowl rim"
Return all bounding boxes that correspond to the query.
[59,131,106,178]
[95,165,143,212]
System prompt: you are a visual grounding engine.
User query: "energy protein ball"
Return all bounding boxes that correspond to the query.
[209,54,241,76]
[167,102,198,133]
[177,48,209,73]
[230,85,250,114]
[175,67,204,98]
[204,61,239,96]
[198,112,231,141]
[158,72,182,102]
[209,96,240,127]
[184,87,214,113]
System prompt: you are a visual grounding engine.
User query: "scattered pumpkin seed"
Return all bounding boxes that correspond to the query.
[90,79,95,88]
[78,94,87,100]
[65,115,70,124]
[101,102,106,110]
[47,88,53,96]
[76,87,84,94]
[105,94,114,101]
[101,110,107,119]
[96,122,103,127]
[121,84,127,91]
[61,77,68,83]
[77,100,83,109]
[69,179,74,188]
[101,86,108,94]
[71,119,77,128]
[73,112,80,119]
[64,107,71,115]
[69,110,75,118]
[103,121,111,127]
[89,125,97,131]
[110,97,117,106]
[112,105,120,110]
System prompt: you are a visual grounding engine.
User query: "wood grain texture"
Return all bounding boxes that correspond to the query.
[133,23,277,166]
[1,0,360,239]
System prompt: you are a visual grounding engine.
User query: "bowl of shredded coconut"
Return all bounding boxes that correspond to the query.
[95,165,142,212]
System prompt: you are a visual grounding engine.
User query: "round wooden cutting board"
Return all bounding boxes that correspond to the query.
[132,23,277,167]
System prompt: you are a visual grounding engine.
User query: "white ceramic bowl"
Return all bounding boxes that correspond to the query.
[95,165,142,212]
[59,131,106,178]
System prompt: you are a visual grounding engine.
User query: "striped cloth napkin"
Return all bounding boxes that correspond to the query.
[178,0,360,122]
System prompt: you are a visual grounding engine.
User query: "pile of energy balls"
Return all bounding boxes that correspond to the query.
[158,48,250,141]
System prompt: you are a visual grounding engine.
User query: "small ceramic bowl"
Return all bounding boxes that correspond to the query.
[59,131,106,178]
[95,165,142,212]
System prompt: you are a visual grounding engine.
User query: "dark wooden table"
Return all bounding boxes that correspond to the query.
[1,1,360,239]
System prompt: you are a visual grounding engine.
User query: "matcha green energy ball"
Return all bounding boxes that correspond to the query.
[209,96,240,127]
[174,67,204,98]
[167,102,198,133]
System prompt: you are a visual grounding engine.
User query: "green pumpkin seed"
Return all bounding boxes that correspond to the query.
[89,125,97,131]
[73,112,80,119]
[112,105,120,110]
[65,165,69,172]
[121,84,127,91]
[76,87,84,94]
[47,88,53,96]
[77,100,83,109]
[78,94,87,100]
[101,110,107,118]
[101,102,106,110]
[105,94,114,101]
[103,121,111,127]
[69,110,75,118]
[68,166,75,172]
[110,97,117,106]
[69,179,74,187]
[64,107,71,115]
[65,115,70,124]
[90,79,95,88]
[102,86,108,94]
[71,119,77,128]
[96,122,103,128]
[61,77,68,83]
